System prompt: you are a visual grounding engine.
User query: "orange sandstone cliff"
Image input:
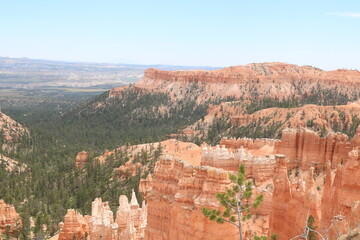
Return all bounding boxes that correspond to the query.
[140,155,271,240]
[129,63,360,103]
[139,127,360,239]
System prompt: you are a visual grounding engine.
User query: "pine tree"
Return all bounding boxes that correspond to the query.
[307,215,318,240]
[202,164,264,240]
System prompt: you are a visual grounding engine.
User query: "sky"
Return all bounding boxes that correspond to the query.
[0,0,359,70]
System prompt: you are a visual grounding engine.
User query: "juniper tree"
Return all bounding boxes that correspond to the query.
[202,164,264,240]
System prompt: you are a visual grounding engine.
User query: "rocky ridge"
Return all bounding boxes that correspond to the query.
[131,63,360,103]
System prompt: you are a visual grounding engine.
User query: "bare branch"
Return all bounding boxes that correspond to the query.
[223,219,239,228]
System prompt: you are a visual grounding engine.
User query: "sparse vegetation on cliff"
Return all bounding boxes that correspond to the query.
[202,164,264,240]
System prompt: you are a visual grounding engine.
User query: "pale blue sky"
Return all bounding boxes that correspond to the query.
[1,0,359,69]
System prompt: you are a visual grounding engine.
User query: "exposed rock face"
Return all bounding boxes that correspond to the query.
[201,144,276,184]
[268,155,321,239]
[139,128,360,239]
[220,137,278,156]
[131,63,360,103]
[57,193,147,240]
[230,102,360,134]
[75,151,89,168]
[0,154,27,173]
[142,64,360,86]
[115,162,142,180]
[0,200,21,235]
[319,149,360,238]
[89,198,117,239]
[274,128,351,170]
[267,149,360,240]
[141,156,269,240]
[0,111,29,151]
[58,209,89,240]
[116,190,147,239]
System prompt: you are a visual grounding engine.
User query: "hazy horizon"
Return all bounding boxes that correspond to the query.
[1,0,360,70]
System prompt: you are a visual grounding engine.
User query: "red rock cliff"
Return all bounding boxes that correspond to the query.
[275,128,350,170]
[141,155,270,240]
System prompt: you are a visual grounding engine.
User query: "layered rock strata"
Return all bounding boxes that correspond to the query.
[127,63,360,103]
[201,144,275,184]
[274,127,357,170]
[141,156,269,240]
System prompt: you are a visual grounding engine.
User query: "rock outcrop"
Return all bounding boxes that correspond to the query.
[75,151,89,168]
[115,162,142,180]
[220,137,278,156]
[0,111,29,151]
[0,154,27,173]
[268,128,360,239]
[201,144,276,184]
[141,156,269,240]
[268,155,321,239]
[58,209,89,240]
[142,63,360,86]
[116,190,147,239]
[89,198,118,239]
[57,193,147,240]
[275,128,351,170]
[0,200,22,235]
[140,127,360,239]
[130,63,360,103]
[319,148,360,238]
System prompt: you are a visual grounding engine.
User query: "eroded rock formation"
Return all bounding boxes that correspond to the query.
[58,209,89,240]
[115,162,142,180]
[0,200,22,235]
[141,155,269,240]
[57,193,147,240]
[75,151,89,168]
[201,144,276,184]
[116,190,147,239]
[141,127,360,239]
[275,128,351,170]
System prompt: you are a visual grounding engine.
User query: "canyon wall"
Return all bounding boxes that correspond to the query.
[274,127,355,170]
[141,127,360,239]
[140,156,270,240]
